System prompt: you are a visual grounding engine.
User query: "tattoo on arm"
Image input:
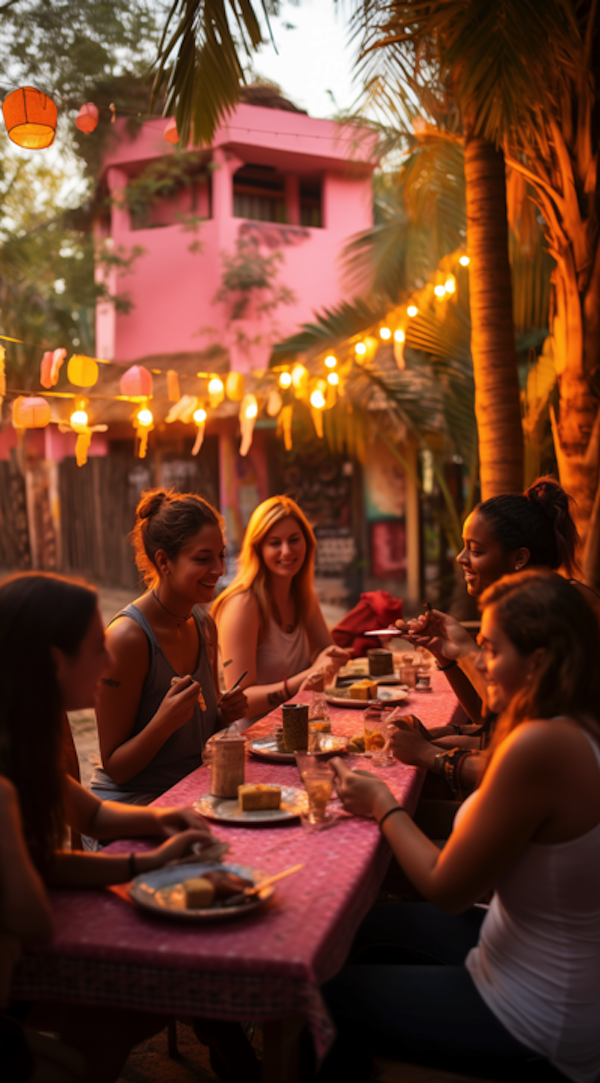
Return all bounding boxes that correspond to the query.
[267,687,286,708]
[101,677,121,688]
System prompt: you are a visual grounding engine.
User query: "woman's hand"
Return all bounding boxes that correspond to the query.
[394,610,474,663]
[387,717,437,770]
[387,712,431,741]
[329,758,396,820]
[144,828,218,870]
[155,676,204,735]
[308,645,351,686]
[218,686,248,724]
[152,806,218,844]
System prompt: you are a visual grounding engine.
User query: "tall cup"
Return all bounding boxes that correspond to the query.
[282,703,309,753]
[210,733,246,797]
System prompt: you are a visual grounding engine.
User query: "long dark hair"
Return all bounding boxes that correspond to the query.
[477,477,579,576]
[481,570,600,763]
[0,573,98,871]
[131,488,224,586]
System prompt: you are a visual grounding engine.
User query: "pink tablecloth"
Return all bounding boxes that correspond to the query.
[13,673,460,1058]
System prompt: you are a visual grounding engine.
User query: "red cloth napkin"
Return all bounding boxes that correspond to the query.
[331,590,404,658]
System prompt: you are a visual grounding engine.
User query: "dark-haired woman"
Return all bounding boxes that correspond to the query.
[315,571,600,1083]
[91,489,246,805]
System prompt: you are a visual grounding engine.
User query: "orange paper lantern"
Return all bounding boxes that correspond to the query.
[2,87,57,149]
[164,118,179,144]
[12,396,51,429]
[120,365,153,400]
[67,354,99,388]
[76,103,99,134]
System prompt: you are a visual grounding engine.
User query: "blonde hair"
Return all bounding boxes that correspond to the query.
[480,570,600,769]
[212,495,316,639]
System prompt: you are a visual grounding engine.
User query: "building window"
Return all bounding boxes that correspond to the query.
[300,179,322,228]
[233,165,286,223]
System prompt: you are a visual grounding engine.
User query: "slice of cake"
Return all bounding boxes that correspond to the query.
[238,783,281,811]
[349,679,378,700]
[183,877,216,909]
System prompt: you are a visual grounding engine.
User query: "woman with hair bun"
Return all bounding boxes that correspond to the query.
[212,496,350,720]
[91,489,246,806]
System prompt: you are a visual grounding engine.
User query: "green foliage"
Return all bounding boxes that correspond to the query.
[214,234,295,322]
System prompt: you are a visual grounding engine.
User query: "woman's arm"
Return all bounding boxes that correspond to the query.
[332,720,589,913]
[0,777,52,942]
[95,617,203,784]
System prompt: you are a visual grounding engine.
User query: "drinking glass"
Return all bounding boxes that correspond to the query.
[295,751,334,825]
[363,709,395,768]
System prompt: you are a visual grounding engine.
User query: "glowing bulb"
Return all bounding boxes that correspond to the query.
[279,371,292,388]
[407,305,419,318]
[70,409,88,428]
[208,377,224,395]
[459,255,470,266]
[137,408,153,427]
[193,408,207,424]
[355,341,367,356]
[310,389,326,409]
[291,363,307,388]
[444,275,456,294]
[434,284,446,299]
[379,327,392,340]
[245,402,258,420]
[394,329,406,343]
[324,355,337,368]
[327,371,339,387]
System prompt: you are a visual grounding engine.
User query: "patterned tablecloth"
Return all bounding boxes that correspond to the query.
[12,673,461,1058]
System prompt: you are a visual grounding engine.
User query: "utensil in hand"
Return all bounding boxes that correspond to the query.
[364,628,403,637]
[228,669,249,691]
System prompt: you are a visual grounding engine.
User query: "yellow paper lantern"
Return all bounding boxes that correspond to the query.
[68,354,98,388]
[2,87,57,149]
[12,395,51,429]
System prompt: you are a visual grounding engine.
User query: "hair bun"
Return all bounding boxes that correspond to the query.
[525,477,571,521]
[137,489,168,521]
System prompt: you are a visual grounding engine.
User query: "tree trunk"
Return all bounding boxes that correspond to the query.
[464,136,524,498]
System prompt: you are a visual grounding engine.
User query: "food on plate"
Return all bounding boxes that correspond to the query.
[309,718,331,733]
[274,727,286,752]
[349,679,378,700]
[347,734,366,753]
[183,876,216,909]
[238,783,282,810]
[202,869,254,899]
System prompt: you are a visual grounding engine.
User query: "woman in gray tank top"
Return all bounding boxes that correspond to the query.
[91,489,247,805]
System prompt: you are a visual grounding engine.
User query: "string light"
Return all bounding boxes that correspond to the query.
[279,371,292,388]
[208,377,224,395]
[379,327,392,340]
[433,285,446,299]
[193,407,207,424]
[310,388,326,409]
[407,305,419,318]
[327,372,339,386]
[291,363,307,389]
[459,255,470,266]
[70,409,88,428]
[355,341,367,356]
[444,275,456,294]
[137,407,153,427]
[324,355,337,368]
[244,401,258,420]
[394,329,406,343]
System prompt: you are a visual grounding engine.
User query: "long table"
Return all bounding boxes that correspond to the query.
[12,674,461,1081]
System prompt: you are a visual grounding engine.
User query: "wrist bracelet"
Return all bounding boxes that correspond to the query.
[378,805,405,830]
[437,659,457,672]
[128,852,138,879]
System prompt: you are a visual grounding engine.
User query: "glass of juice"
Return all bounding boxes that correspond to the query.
[363,703,395,768]
[295,751,334,825]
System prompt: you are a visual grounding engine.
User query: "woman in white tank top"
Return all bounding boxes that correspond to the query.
[212,496,349,721]
[316,570,600,1083]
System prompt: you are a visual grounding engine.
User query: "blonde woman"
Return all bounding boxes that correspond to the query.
[212,496,349,720]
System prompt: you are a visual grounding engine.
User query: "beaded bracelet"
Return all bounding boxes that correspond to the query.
[434,747,473,799]
[377,805,406,830]
[437,659,458,672]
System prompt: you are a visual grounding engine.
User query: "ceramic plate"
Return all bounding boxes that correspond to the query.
[248,734,347,764]
[129,861,274,921]
[193,786,306,824]
[325,687,409,709]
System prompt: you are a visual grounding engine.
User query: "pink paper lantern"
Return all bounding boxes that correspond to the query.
[164,118,179,144]
[119,365,153,399]
[75,103,99,134]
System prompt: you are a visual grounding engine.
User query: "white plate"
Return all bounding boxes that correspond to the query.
[129,861,274,921]
[248,735,347,764]
[193,786,306,823]
[325,688,409,709]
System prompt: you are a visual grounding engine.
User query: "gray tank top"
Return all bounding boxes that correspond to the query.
[90,603,218,804]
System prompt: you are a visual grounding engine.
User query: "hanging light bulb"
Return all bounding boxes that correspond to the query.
[444,275,456,294]
[407,305,419,318]
[192,407,207,456]
[70,409,88,428]
[291,364,308,389]
[137,407,153,427]
[244,400,258,420]
[459,255,470,267]
[193,407,207,424]
[327,371,339,386]
[310,388,326,409]
[394,329,406,343]
[354,342,367,356]
[434,284,446,299]
[324,355,337,368]
[208,376,224,409]
[279,371,292,388]
[379,327,392,340]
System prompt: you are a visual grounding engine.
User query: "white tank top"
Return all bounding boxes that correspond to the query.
[255,617,311,685]
[464,730,600,1083]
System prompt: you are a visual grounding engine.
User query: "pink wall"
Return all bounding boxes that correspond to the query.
[96,104,376,366]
